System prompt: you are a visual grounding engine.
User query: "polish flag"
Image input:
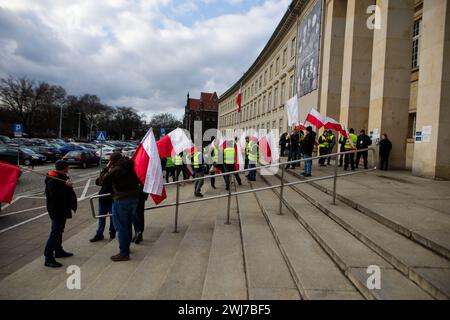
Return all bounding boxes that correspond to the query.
[0,161,20,204]
[324,117,348,138]
[258,131,280,165]
[234,140,245,171]
[133,129,166,205]
[156,128,193,159]
[236,85,242,113]
[305,108,327,129]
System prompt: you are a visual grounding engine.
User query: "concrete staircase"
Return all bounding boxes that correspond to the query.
[0,170,447,300]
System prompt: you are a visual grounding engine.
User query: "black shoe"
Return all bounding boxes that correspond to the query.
[55,251,73,258]
[238,182,242,186]
[134,232,143,245]
[45,259,63,268]
[90,235,104,242]
[110,233,116,240]
[195,193,204,198]
[211,185,216,189]
[304,174,312,177]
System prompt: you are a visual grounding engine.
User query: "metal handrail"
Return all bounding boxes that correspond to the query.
[89,148,376,232]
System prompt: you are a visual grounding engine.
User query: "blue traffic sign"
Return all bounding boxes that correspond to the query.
[13,123,23,137]
[97,131,107,141]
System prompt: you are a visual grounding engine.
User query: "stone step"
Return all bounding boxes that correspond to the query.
[280,171,450,300]
[248,180,362,300]
[237,185,300,300]
[155,204,217,300]
[288,169,450,260]
[258,174,432,300]
[201,214,247,300]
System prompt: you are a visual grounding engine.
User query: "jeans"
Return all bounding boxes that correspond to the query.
[303,154,312,175]
[318,147,328,165]
[287,148,300,168]
[224,164,241,189]
[165,167,175,183]
[248,163,256,180]
[44,217,67,259]
[344,152,355,170]
[112,199,138,257]
[194,168,204,194]
[95,199,115,237]
[356,150,369,169]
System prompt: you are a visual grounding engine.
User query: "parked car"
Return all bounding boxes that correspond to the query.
[62,150,100,168]
[28,145,62,162]
[58,143,85,156]
[0,146,46,166]
[75,143,99,151]
[95,146,117,163]
[0,135,14,145]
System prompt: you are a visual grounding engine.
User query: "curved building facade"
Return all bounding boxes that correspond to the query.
[218,0,450,179]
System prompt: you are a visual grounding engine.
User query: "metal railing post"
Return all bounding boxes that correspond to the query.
[174,182,180,233]
[279,165,285,215]
[233,174,240,214]
[333,153,339,205]
[226,176,232,225]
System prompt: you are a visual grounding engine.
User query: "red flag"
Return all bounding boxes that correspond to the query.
[0,161,20,204]
[133,129,167,205]
[236,86,242,113]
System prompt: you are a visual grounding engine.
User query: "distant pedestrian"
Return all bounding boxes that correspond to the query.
[90,166,116,242]
[338,134,346,167]
[300,126,316,177]
[223,140,242,190]
[97,152,140,262]
[327,130,335,165]
[355,129,372,169]
[247,137,258,181]
[164,156,175,183]
[379,134,392,171]
[44,160,78,268]
[279,133,288,157]
[192,146,205,197]
[318,130,330,166]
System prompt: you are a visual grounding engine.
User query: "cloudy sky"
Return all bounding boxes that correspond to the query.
[0,0,290,121]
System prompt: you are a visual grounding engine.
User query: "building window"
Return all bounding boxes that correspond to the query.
[263,95,266,114]
[268,92,272,111]
[282,47,287,66]
[259,75,262,89]
[279,118,283,133]
[264,70,267,85]
[276,56,280,74]
[280,82,285,105]
[291,37,296,58]
[408,112,417,138]
[272,120,276,129]
[270,64,273,79]
[274,87,278,108]
[412,19,421,69]
[289,75,294,97]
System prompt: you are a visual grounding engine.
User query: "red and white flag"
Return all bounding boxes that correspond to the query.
[157,128,193,159]
[0,161,20,204]
[133,129,166,205]
[258,131,280,165]
[305,108,327,129]
[324,116,348,138]
[234,140,245,171]
[236,85,242,113]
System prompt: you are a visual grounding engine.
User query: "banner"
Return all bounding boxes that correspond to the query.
[286,95,299,126]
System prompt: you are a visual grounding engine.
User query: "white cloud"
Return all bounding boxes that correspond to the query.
[0,0,290,119]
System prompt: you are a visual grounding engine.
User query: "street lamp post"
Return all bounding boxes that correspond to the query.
[59,103,63,138]
[77,112,81,139]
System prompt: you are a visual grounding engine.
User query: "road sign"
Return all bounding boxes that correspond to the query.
[13,123,23,137]
[97,131,107,141]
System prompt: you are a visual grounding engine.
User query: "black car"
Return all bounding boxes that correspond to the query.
[28,145,62,162]
[62,150,100,168]
[0,146,46,166]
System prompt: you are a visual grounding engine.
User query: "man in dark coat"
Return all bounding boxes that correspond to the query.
[97,153,140,261]
[44,160,78,268]
[355,129,372,169]
[300,126,317,177]
[379,134,392,171]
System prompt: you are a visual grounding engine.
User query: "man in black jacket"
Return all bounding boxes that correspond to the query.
[97,153,140,261]
[44,160,78,268]
[300,126,316,177]
[379,134,392,170]
[355,129,372,169]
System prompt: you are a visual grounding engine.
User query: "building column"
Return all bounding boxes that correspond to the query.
[413,0,450,179]
[367,0,414,169]
[339,0,375,131]
[319,0,347,121]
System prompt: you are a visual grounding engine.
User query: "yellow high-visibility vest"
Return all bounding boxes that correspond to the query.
[175,155,183,165]
[248,143,258,162]
[345,133,358,150]
[166,156,174,168]
[319,135,329,148]
[224,147,235,165]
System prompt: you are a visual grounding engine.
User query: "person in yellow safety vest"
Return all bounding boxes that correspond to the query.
[247,138,259,181]
[174,153,184,182]
[318,130,330,167]
[327,130,336,165]
[344,128,358,171]
[165,155,175,183]
[223,140,242,191]
[206,136,224,190]
[192,147,205,197]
